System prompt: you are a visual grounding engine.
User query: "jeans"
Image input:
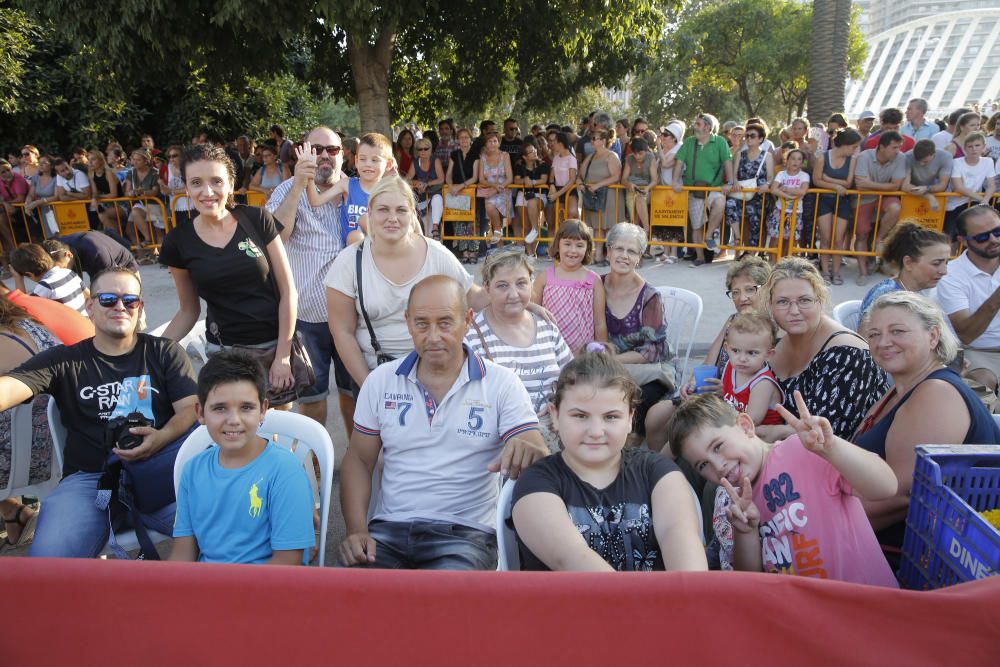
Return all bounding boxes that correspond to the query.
[360,520,498,570]
[28,469,176,558]
[296,319,354,401]
[28,426,193,558]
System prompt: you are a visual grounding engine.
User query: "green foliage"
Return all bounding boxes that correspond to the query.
[6,0,677,145]
[0,6,38,115]
[633,0,866,128]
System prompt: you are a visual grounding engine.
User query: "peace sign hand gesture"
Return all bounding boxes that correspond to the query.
[720,477,759,534]
[774,390,836,455]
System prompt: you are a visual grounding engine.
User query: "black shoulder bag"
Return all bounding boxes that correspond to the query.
[356,240,395,366]
[224,207,316,405]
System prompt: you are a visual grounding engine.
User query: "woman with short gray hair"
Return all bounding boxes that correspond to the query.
[855,291,1000,566]
[601,222,674,433]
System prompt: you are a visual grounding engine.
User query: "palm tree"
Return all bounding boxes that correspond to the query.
[808,0,853,121]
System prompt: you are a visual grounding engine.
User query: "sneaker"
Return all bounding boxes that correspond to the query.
[491,229,503,243]
[705,231,720,252]
[689,259,705,268]
[524,228,538,245]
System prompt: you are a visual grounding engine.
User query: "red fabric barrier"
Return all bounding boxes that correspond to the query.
[4,559,997,665]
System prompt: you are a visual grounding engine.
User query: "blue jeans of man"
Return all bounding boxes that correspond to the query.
[28,432,187,558]
[361,520,498,570]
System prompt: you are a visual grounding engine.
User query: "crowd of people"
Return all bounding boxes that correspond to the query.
[1,101,1000,586]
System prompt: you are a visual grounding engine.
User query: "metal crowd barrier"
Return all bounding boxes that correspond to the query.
[435,182,1000,261]
[2,196,172,255]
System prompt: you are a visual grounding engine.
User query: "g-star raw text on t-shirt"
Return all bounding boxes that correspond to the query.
[80,380,160,410]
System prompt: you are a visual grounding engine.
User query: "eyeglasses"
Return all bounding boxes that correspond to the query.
[969,226,1000,244]
[311,145,342,156]
[608,244,641,258]
[772,296,818,311]
[726,285,760,299]
[95,293,143,309]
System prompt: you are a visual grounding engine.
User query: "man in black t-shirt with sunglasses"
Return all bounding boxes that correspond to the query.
[0,267,197,557]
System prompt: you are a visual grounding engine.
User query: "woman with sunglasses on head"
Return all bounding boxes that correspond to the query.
[16,146,40,180]
[160,144,297,400]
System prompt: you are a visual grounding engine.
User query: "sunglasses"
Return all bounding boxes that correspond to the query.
[95,293,142,309]
[969,226,1000,244]
[311,145,342,156]
[745,133,760,139]
[417,147,431,151]
[21,152,32,157]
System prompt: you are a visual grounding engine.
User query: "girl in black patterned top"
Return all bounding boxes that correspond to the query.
[762,258,889,441]
[511,352,707,571]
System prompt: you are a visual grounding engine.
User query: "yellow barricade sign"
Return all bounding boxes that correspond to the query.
[899,195,946,231]
[53,202,91,234]
[443,187,477,222]
[246,191,267,207]
[650,188,689,227]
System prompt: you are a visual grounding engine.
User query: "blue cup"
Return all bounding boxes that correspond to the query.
[693,365,719,392]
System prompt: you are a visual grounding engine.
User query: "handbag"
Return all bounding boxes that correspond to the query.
[581,157,608,212]
[356,240,396,366]
[688,140,723,200]
[226,208,316,406]
[730,150,767,201]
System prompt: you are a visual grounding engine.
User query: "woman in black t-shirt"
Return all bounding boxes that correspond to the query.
[511,353,707,572]
[160,144,297,394]
[513,142,549,256]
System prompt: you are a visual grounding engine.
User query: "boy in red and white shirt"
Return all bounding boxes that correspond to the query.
[721,311,784,426]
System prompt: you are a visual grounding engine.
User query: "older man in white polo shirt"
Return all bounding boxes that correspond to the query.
[936,205,1000,391]
[338,275,547,570]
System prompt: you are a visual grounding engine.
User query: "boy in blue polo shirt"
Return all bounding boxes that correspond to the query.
[170,351,314,565]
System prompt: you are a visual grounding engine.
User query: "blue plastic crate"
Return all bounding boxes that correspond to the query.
[899,445,1000,590]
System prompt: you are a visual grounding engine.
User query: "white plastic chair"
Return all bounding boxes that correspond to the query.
[147,319,208,364]
[833,300,863,332]
[496,478,520,571]
[2,401,62,500]
[657,286,704,388]
[173,409,335,566]
[46,400,172,557]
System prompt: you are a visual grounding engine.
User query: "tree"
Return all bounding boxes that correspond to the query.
[18,0,672,137]
[808,1,860,122]
[633,0,866,129]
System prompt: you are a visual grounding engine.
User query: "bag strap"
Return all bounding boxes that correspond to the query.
[471,318,494,362]
[356,241,385,357]
[0,332,35,355]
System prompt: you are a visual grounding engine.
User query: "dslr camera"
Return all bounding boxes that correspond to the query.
[106,411,153,451]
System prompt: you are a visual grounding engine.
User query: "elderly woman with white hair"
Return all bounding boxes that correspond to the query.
[601,222,674,433]
[854,291,1000,566]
